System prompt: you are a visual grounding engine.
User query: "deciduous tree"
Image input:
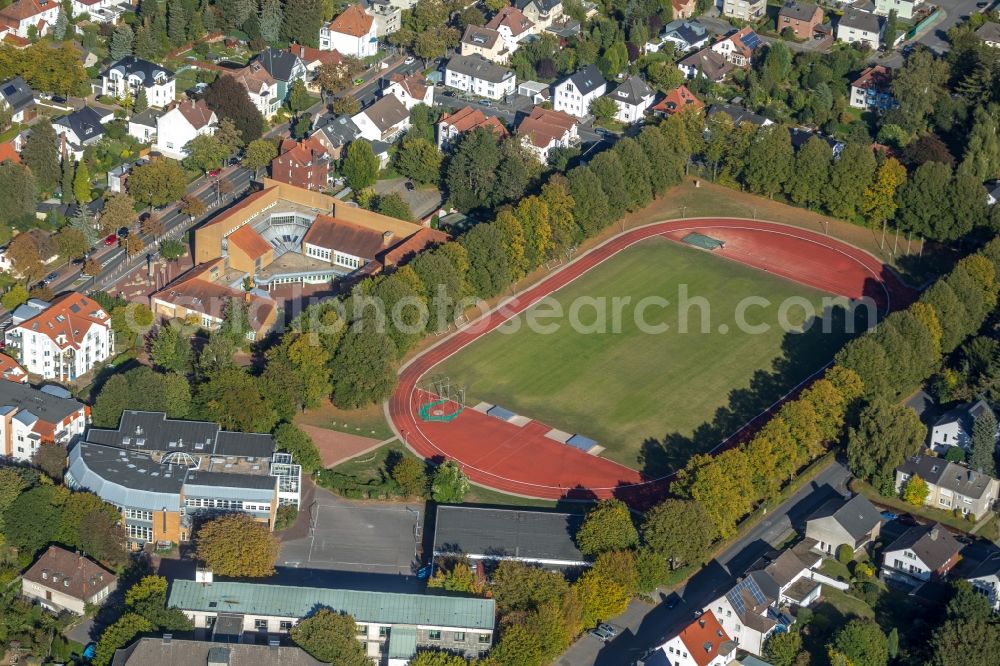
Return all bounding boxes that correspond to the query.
[275,423,323,473]
[341,139,379,192]
[902,473,929,506]
[642,498,717,569]
[576,499,638,557]
[846,399,925,494]
[23,119,59,195]
[431,460,469,503]
[290,609,369,665]
[127,159,187,208]
[195,513,280,577]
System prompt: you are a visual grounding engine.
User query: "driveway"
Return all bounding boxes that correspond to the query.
[912,0,987,54]
[279,481,425,576]
[374,177,442,219]
[556,461,852,666]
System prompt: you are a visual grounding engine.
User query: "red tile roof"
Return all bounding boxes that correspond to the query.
[14,293,110,351]
[517,105,577,148]
[653,84,704,115]
[0,0,52,22]
[288,44,344,67]
[440,106,508,137]
[388,72,430,102]
[0,141,20,163]
[302,215,394,260]
[277,136,330,166]
[852,65,892,91]
[22,546,116,602]
[227,224,272,262]
[486,6,535,36]
[229,62,275,94]
[176,99,216,130]
[381,226,450,266]
[328,4,374,37]
[676,611,732,666]
[0,353,26,382]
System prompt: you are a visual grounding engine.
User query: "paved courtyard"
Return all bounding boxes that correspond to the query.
[280,485,424,575]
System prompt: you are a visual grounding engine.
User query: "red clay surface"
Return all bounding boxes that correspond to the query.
[386,218,916,501]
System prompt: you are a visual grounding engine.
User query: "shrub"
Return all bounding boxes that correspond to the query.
[836,544,853,565]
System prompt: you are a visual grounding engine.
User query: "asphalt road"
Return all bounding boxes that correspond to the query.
[556,462,853,666]
[47,167,253,298]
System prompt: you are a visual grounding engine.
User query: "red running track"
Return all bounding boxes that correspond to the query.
[386,218,915,501]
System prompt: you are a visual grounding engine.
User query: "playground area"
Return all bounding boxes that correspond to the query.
[388,218,915,500]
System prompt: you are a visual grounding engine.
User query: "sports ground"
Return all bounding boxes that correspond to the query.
[386,218,914,501]
[433,238,853,469]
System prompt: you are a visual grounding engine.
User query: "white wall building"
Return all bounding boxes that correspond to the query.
[4,293,114,382]
[101,57,176,109]
[444,54,517,100]
[552,65,606,118]
[154,99,218,160]
[0,0,60,40]
[319,4,378,58]
[0,381,87,462]
[609,76,653,123]
[383,72,434,110]
[648,611,736,666]
[351,93,411,142]
[837,8,882,48]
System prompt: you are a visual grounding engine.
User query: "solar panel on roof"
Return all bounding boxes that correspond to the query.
[2,85,15,96]
[742,31,762,50]
[727,575,766,617]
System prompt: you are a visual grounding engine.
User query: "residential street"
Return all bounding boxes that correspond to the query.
[557,462,852,666]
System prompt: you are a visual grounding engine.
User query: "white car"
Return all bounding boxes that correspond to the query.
[404,56,415,64]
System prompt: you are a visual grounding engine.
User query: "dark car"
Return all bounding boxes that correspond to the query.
[117,226,131,238]
[977,1,989,8]
[51,95,67,104]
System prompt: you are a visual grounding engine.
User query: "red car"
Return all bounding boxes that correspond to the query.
[104,234,118,246]
[208,168,222,177]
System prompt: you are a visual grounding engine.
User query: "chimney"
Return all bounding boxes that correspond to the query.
[698,619,705,628]
[930,527,939,540]
[382,230,395,246]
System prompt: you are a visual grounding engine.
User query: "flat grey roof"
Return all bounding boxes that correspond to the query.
[0,381,83,425]
[433,505,587,565]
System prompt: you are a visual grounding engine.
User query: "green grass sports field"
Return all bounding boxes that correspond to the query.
[433,238,855,470]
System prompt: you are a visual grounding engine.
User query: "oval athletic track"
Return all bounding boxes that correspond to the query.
[385,218,915,502]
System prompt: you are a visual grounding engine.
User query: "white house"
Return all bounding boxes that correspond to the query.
[383,72,433,110]
[517,106,578,163]
[53,106,114,160]
[976,22,1000,48]
[444,54,516,101]
[874,0,922,20]
[4,293,114,382]
[659,19,711,52]
[229,64,280,119]
[804,494,882,556]
[710,27,760,68]
[154,99,217,160]
[931,400,996,451]
[319,4,378,58]
[553,64,606,118]
[0,77,35,125]
[967,549,1000,612]
[0,381,87,461]
[101,57,176,109]
[514,0,563,30]
[721,0,765,22]
[703,572,791,656]
[127,108,159,143]
[436,106,507,150]
[0,0,60,40]
[646,611,736,666]
[461,25,509,63]
[351,93,410,142]
[880,523,962,586]
[70,0,118,18]
[21,546,116,616]
[369,0,401,37]
[849,65,895,111]
[608,76,653,124]
[485,6,536,53]
[837,8,881,48]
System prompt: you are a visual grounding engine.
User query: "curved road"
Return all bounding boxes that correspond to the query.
[386,218,913,500]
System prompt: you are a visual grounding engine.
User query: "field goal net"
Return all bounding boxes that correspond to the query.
[418,377,466,423]
[682,233,726,251]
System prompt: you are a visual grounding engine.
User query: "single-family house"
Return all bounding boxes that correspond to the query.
[896,456,1000,521]
[517,105,578,163]
[383,71,433,109]
[287,44,344,74]
[711,27,761,68]
[837,8,881,49]
[850,65,895,111]
[747,546,824,609]
[778,1,824,40]
[127,108,160,143]
[672,0,697,19]
[486,6,536,53]
[652,84,704,117]
[931,400,996,451]
[270,136,332,191]
[351,93,410,142]
[967,549,1000,611]
[722,0,765,22]
[69,0,119,18]
[311,113,363,159]
[703,572,791,656]
[0,0,60,40]
[987,181,1000,206]
[0,77,35,126]
[678,49,733,82]
[320,4,378,58]
[229,64,281,119]
[253,47,308,101]
[660,19,710,52]
[21,546,116,615]
[789,127,843,157]
[53,106,114,160]
[4,293,114,381]
[436,106,508,150]
[976,21,1000,48]
[0,380,87,460]
[101,57,176,109]
[514,0,562,30]
[461,25,508,63]
[107,162,134,193]
[804,494,882,556]
[608,76,653,123]
[154,99,217,160]
[645,611,737,666]
[444,54,517,100]
[369,0,402,37]
[881,523,962,585]
[874,0,922,20]
[553,64,606,117]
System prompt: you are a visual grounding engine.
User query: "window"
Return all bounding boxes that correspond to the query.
[356,624,367,635]
[478,634,491,644]
[280,621,293,631]
[428,630,441,641]
[454,632,465,642]
[379,627,388,638]
[255,619,268,630]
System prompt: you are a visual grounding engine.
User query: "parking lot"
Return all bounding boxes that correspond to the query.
[280,488,423,575]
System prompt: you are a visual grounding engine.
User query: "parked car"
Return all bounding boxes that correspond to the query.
[104,234,118,246]
[404,56,415,64]
[590,624,618,642]
[208,168,222,177]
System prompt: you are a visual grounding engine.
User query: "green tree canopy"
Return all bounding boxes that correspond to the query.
[576,499,638,557]
[195,513,280,577]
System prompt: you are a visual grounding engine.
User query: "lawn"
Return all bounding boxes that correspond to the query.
[296,399,394,440]
[434,237,855,472]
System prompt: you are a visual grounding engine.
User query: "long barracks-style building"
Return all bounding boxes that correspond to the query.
[66,411,301,549]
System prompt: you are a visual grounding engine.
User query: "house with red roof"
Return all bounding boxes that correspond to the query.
[710,27,761,68]
[652,85,704,117]
[672,0,696,19]
[486,6,536,52]
[288,44,344,73]
[646,611,736,666]
[4,293,114,381]
[517,105,578,162]
[0,0,59,40]
[436,106,508,150]
[153,99,218,160]
[0,353,27,383]
[229,62,281,119]
[270,136,333,191]
[384,71,434,109]
[320,4,378,58]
